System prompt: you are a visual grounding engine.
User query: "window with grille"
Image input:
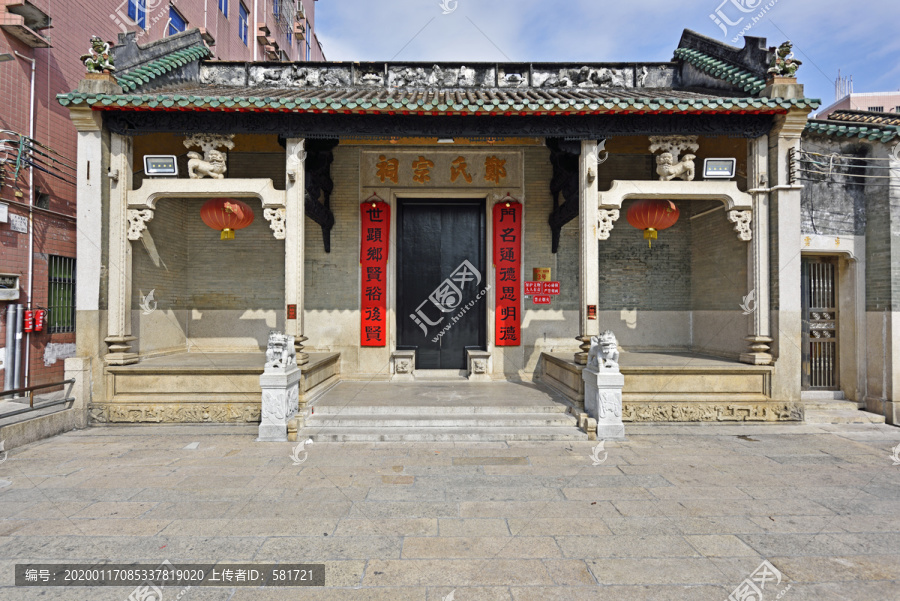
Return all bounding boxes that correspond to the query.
[48,255,76,334]
[868,106,884,112]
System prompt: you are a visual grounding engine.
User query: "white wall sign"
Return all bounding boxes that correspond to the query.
[0,202,8,223]
[8,213,27,233]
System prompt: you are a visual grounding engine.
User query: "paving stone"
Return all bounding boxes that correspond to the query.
[1,422,899,598]
[556,535,700,559]
[438,518,511,537]
[683,534,761,557]
[362,559,557,586]
[402,536,562,560]
[510,585,728,601]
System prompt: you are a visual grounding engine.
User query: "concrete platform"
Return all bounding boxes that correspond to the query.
[303,381,588,442]
[539,351,801,423]
[96,351,339,424]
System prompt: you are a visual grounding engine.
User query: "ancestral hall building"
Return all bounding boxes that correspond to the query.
[59,27,893,430]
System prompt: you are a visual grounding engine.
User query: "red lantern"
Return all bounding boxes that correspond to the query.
[626,199,680,247]
[200,198,254,240]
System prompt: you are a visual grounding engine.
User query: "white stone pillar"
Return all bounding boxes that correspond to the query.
[105,133,138,365]
[769,111,807,401]
[742,135,773,365]
[576,140,601,364]
[285,138,308,365]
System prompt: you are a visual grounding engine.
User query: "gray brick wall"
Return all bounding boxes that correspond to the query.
[132,199,188,310]
[597,199,692,311]
[306,145,360,312]
[132,197,284,310]
[691,200,747,310]
[799,137,869,236]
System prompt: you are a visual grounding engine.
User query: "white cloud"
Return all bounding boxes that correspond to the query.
[314,0,900,102]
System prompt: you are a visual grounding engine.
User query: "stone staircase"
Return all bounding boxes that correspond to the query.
[299,381,589,442]
[802,391,885,424]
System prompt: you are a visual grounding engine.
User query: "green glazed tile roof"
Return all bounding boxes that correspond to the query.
[114,44,212,92]
[673,47,767,95]
[805,119,900,143]
[57,84,821,115]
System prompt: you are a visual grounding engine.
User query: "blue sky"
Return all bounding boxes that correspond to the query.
[316,0,900,107]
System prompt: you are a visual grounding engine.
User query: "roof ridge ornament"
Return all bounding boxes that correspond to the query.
[767,41,802,77]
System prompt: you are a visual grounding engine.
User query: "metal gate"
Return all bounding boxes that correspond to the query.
[801,257,838,389]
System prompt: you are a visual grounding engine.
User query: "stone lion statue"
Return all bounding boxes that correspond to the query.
[187,149,227,179]
[587,330,619,371]
[265,331,296,370]
[656,151,695,182]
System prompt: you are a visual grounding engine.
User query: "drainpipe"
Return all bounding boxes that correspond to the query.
[13,304,23,393]
[15,51,35,390]
[4,304,15,391]
[253,0,259,61]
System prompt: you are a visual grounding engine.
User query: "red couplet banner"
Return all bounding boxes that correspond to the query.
[360,200,390,347]
[493,200,522,346]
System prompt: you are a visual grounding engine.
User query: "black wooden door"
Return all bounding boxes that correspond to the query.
[398,200,486,369]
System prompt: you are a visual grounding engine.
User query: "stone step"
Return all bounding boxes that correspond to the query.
[300,426,589,442]
[802,400,862,411]
[310,404,569,416]
[804,409,886,424]
[305,412,578,428]
[801,390,846,401]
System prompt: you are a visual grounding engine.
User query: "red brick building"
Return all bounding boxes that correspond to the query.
[0,0,324,393]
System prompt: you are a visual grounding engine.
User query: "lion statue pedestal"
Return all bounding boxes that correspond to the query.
[582,330,625,440]
[258,332,301,442]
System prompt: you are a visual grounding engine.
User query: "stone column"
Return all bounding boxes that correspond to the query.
[284,138,308,365]
[741,135,773,365]
[105,133,138,365]
[768,110,808,401]
[576,140,601,364]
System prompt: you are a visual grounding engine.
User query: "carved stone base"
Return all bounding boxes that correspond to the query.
[741,336,773,365]
[104,336,138,365]
[391,350,416,382]
[622,402,802,422]
[575,335,591,365]
[583,368,625,440]
[294,335,309,366]
[259,366,301,442]
[467,350,491,382]
[90,403,261,424]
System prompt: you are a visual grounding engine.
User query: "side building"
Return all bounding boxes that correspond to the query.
[0,1,324,399]
[800,108,900,424]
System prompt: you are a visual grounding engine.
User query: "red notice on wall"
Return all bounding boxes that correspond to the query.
[360,200,390,347]
[524,281,542,296]
[493,200,522,346]
[542,281,560,295]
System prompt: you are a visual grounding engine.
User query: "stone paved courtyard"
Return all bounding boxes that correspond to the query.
[1,421,899,600]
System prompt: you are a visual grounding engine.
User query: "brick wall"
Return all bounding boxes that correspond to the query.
[691,200,747,311]
[131,198,188,310]
[800,137,869,237]
[596,199,692,311]
[132,197,284,311]
[306,145,359,313]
